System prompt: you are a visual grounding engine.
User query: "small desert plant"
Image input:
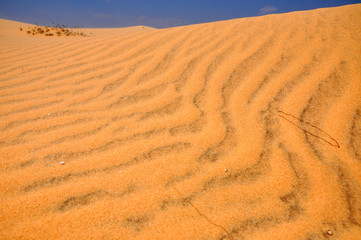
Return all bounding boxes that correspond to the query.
[20,23,88,37]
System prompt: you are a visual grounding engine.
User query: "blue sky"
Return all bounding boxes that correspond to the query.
[0,0,360,28]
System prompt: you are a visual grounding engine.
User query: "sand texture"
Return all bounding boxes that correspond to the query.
[1,4,361,240]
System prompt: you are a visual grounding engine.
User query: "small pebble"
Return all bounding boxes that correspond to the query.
[48,113,51,116]
[326,230,333,236]
[224,169,228,172]
[60,161,65,165]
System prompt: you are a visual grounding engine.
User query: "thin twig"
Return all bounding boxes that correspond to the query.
[277,110,340,148]
[174,186,234,240]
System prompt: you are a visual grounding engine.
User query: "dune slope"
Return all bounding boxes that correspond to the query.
[1,4,361,240]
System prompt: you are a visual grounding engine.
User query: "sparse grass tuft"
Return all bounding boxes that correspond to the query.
[20,23,88,37]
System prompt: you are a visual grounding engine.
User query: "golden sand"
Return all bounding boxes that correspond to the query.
[1,4,361,240]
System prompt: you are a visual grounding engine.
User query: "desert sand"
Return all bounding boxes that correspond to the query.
[1,3,361,240]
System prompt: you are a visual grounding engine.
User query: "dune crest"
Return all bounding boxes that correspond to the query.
[1,4,361,240]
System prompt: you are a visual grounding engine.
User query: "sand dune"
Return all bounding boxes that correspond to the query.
[1,4,361,240]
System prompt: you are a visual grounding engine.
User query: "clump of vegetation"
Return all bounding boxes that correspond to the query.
[20,23,88,37]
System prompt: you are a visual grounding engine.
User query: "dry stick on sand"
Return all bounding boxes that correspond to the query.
[277,110,340,148]
[174,186,234,240]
